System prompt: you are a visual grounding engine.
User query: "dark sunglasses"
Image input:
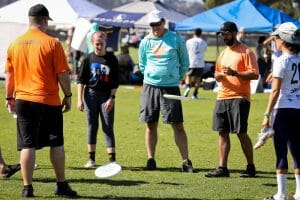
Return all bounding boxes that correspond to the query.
[150,21,162,27]
[219,31,231,37]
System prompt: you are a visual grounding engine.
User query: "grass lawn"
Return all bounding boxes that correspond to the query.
[0,83,296,200]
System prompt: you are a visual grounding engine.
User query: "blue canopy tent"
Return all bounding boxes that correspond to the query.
[91,10,145,28]
[175,0,300,32]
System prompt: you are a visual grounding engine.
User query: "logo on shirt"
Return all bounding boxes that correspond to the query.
[90,62,110,83]
[151,45,167,59]
[49,134,57,141]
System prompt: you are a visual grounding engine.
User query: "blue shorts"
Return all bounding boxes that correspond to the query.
[139,84,183,123]
[16,100,63,150]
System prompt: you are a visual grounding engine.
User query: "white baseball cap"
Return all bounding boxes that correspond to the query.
[148,10,164,24]
[271,22,300,44]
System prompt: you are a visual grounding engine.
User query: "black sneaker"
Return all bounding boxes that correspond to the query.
[240,164,256,178]
[4,163,21,178]
[181,159,194,172]
[205,167,230,177]
[55,181,78,197]
[145,158,156,170]
[21,185,34,198]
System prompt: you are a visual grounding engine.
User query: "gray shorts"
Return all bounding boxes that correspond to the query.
[140,84,183,123]
[212,98,250,134]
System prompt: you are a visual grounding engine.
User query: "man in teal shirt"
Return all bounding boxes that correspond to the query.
[138,10,193,172]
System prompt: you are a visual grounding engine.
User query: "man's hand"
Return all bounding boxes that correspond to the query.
[62,97,71,113]
[221,65,236,76]
[214,72,225,81]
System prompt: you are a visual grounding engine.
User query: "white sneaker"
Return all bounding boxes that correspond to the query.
[192,94,200,100]
[84,160,95,168]
[254,127,275,150]
[184,87,190,97]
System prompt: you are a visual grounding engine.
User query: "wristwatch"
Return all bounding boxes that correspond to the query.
[110,95,116,99]
[65,93,72,98]
[231,70,238,76]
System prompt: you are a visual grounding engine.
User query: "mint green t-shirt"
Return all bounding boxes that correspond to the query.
[138,31,189,87]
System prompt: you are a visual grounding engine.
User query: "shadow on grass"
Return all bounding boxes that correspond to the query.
[42,195,254,200]
[68,165,201,173]
[34,177,147,186]
[120,166,202,173]
[42,195,228,200]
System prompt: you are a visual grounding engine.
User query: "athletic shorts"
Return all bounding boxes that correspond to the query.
[16,99,64,150]
[212,98,250,134]
[140,83,183,123]
[186,68,204,77]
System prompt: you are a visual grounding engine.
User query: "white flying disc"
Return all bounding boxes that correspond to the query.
[95,162,122,178]
[163,94,190,100]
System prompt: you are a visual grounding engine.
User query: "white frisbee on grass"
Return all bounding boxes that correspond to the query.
[95,162,122,178]
[163,94,190,100]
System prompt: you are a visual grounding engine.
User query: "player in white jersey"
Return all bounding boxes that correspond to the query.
[184,28,207,99]
[262,22,300,200]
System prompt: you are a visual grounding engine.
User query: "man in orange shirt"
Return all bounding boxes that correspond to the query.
[5,4,77,198]
[205,21,259,178]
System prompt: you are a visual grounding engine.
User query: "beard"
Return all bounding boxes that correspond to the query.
[224,37,235,46]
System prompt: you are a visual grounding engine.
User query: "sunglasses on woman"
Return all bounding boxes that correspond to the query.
[150,21,163,27]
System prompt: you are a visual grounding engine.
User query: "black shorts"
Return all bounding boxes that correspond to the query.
[139,84,183,123]
[212,98,250,134]
[16,100,64,150]
[186,68,204,78]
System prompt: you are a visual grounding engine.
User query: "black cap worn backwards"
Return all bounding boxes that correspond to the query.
[28,4,52,20]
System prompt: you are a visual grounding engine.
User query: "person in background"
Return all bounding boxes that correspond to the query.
[77,31,119,168]
[262,22,300,200]
[138,10,194,172]
[86,22,100,54]
[256,36,269,86]
[5,4,77,198]
[263,24,282,84]
[205,21,259,178]
[0,146,20,178]
[184,28,207,99]
[117,45,135,84]
[237,27,247,44]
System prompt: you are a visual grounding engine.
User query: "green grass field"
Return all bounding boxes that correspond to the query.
[0,83,296,200]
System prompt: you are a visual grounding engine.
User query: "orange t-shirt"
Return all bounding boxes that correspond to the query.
[215,44,259,101]
[5,29,70,106]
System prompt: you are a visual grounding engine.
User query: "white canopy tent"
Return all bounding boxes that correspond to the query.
[113,0,188,29]
[0,0,106,78]
[0,0,106,26]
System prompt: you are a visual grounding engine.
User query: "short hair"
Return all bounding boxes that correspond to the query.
[194,28,202,36]
[29,16,45,25]
[92,31,107,42]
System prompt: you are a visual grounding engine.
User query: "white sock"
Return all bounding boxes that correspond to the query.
[294,174,300,200]
[274,174,286,200]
